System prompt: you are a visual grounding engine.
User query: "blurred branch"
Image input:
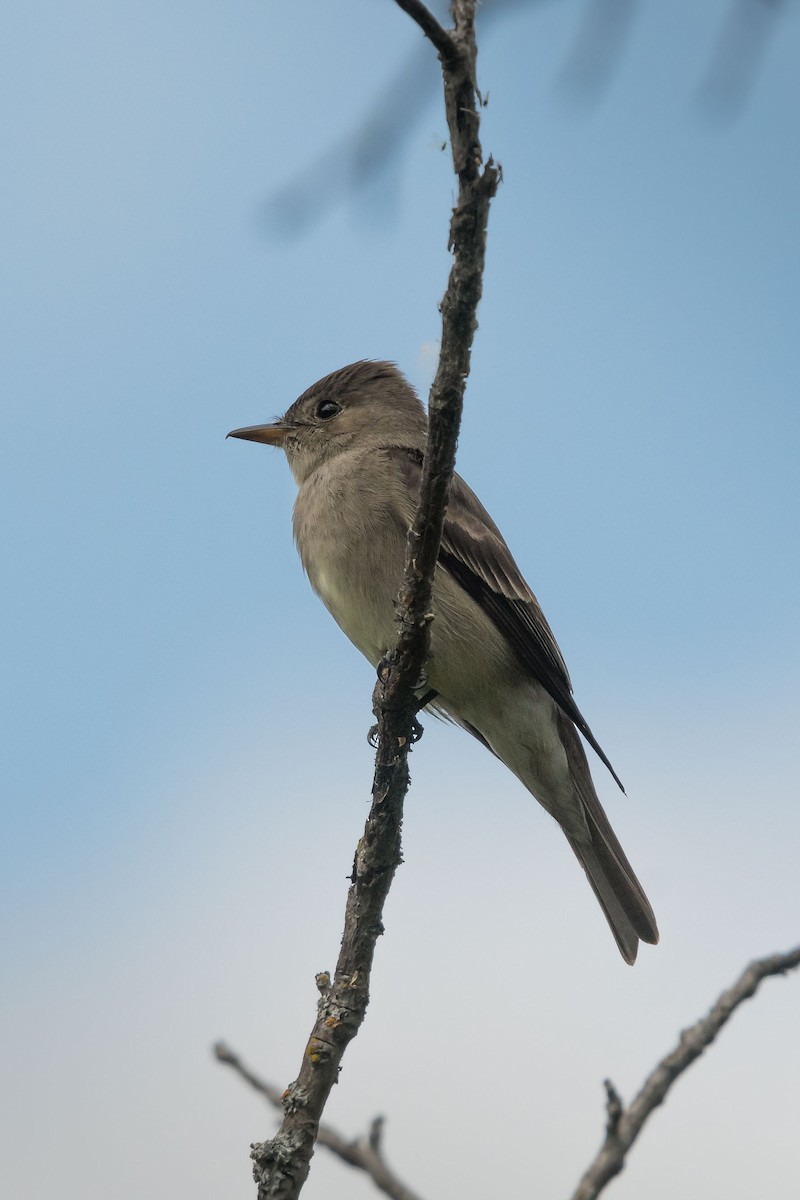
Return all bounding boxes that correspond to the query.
[215,1043,425,1200]
[248,4,499,1197]
[554,0,640,101]
[570,945,800,1200]
[261,44,438,236]
[696,0,787,119]
[263,0,788,237]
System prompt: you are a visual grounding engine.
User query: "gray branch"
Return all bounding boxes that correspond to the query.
[249,4,499,1197]
[215,1043,424,1200]
[570,945,800,1200]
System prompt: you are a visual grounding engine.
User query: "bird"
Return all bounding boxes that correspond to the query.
[229,360,658,963]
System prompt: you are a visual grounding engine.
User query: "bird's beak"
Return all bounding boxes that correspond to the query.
[227,421,289,446]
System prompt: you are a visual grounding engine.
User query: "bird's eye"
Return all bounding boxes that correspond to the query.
[316,400,342,420]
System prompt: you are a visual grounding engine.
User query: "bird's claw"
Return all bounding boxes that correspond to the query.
[412,668,429,696]
[370,716,425,747]
[371,655,436,746]
[376,655,392,684]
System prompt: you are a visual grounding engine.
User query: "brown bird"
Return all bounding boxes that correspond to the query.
[229,360,659,963]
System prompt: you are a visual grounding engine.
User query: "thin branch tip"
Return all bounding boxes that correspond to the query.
[602,1078,624,1139]
[213,1040,236,1064]
[368,1114,385,1152]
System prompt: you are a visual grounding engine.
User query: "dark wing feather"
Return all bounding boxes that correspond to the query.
[388,447,624,792]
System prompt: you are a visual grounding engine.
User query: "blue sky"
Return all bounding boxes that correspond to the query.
[3,3,799,1198]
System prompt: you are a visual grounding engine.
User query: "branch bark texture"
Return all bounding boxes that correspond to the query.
[216,1043,425,1200]
[570,945,800,1200]
[249,4,499,1197]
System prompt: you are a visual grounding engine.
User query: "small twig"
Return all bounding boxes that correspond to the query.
[393,0,460,61]
[215,1043,425,1200]
[570,945,800,1200]
[368,1115,385,1154]
[249,4,499,1198]
[215,1041,285,1106]
[602,1079,623,1139]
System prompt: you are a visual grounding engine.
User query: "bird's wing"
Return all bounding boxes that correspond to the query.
[388,447,624,791]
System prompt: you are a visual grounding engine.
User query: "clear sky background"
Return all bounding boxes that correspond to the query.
[3,2,799,1198]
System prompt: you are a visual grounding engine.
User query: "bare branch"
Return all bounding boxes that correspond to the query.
[249,4,499,1196]
[393,0,459,61]
[215,1041,285,1107]
[215,1043,425,1200]
[571,945,800,1200]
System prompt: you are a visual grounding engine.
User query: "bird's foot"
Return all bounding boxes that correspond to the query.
[370,656,437,745]
[369,714,426,746]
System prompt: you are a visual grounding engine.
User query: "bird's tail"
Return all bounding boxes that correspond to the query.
[557,712,659,964]
[566,815,659,965]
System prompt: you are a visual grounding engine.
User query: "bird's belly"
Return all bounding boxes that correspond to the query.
[309,559,395,666]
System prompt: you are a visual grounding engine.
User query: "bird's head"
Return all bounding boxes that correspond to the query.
[228,360,428,484]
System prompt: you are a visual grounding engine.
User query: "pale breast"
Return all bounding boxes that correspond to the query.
[292,450,408,665]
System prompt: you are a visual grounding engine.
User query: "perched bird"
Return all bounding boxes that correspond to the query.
[229,360,658,963]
